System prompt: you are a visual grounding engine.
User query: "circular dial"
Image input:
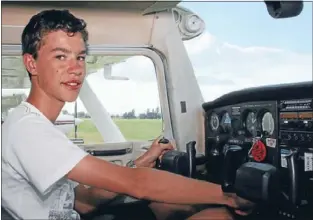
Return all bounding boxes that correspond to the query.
[262,112,275,135]
[245,112,258,136]
[210,112,219,131]
[221,112,232,132]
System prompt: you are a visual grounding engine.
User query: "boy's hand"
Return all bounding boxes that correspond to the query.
[135,136,175,168]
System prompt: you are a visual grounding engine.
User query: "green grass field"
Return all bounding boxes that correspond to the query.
[68,118,163,144]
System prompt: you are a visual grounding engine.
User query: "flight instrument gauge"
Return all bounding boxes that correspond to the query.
[209,112,219,131]
[221,112,232,133]
[245,111,258,136]
[262,112,275,135]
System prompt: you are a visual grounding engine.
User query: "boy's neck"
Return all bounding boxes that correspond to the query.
[26,87,65,123]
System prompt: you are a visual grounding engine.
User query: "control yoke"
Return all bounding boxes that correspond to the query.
[220,144,281,205]
[156,138,199,178]
[158,138,300,208]
[220,143,301,210]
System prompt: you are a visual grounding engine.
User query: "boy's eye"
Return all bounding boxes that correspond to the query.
[78,56,86,61]
[56,55,66,60]
[55,55,85,61]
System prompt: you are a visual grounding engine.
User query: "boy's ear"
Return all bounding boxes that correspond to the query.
[23,54,38,77]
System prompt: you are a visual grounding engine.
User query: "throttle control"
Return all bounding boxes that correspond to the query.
[157,140,197,178]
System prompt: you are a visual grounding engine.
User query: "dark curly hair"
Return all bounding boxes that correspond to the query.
[21,9,89,79]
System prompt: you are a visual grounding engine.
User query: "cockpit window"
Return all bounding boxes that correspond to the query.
[69,55,163,144]
[1,55,163,144]
[180,1,312,101]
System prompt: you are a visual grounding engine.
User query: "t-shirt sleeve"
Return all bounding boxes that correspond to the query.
[11,115,89,195]
[70,180,80,188]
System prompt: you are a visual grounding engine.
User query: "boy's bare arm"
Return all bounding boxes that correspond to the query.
[74,184,119,213]
[75,184,119,206]
[67,155,236,207]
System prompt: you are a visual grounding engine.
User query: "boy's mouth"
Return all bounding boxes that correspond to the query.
[62,80,82,90]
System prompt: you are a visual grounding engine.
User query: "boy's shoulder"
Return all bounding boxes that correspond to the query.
[3,102,50,128]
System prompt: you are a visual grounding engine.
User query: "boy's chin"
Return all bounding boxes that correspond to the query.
[65,99,78,103]
[63,96,79,103]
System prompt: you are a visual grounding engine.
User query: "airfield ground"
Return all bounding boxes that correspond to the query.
[68,118,162,144]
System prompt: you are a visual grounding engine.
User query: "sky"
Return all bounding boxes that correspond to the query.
[3,2,312,116]
[180,1,312,54]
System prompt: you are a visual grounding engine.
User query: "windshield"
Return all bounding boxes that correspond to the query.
[180,2,312,101]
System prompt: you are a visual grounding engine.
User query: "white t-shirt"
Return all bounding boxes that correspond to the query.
[2,102,89,219]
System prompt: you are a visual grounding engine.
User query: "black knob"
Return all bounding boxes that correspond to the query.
[155,137,170,169]
[158,137,170,144]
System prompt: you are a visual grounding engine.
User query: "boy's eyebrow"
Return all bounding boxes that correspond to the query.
[79,50,87,55]
[50,47,87,54]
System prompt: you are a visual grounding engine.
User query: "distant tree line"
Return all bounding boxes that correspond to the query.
[112,107,162,119]
[62,110,91,118]
[62,107,162,119]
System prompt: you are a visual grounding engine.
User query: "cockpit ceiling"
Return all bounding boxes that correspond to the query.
[2,3,162,46]
[2,0,199,46]
[1,0,180,15]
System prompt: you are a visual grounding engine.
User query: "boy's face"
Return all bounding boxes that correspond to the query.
[24,30,87,103]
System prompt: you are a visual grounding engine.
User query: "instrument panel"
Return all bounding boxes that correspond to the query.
[205,101,279,166]
[202,81,313,219]
[207,101,276,138]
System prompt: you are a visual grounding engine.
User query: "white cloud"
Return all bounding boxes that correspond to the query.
[184,32,216,55]
[112,56,157,82]
[185,31,312,101]
[221,43,284,53]
[65,30,312,114]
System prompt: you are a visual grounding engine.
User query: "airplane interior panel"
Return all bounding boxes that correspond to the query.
[200,81,313,219]
[153,82,312,219]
